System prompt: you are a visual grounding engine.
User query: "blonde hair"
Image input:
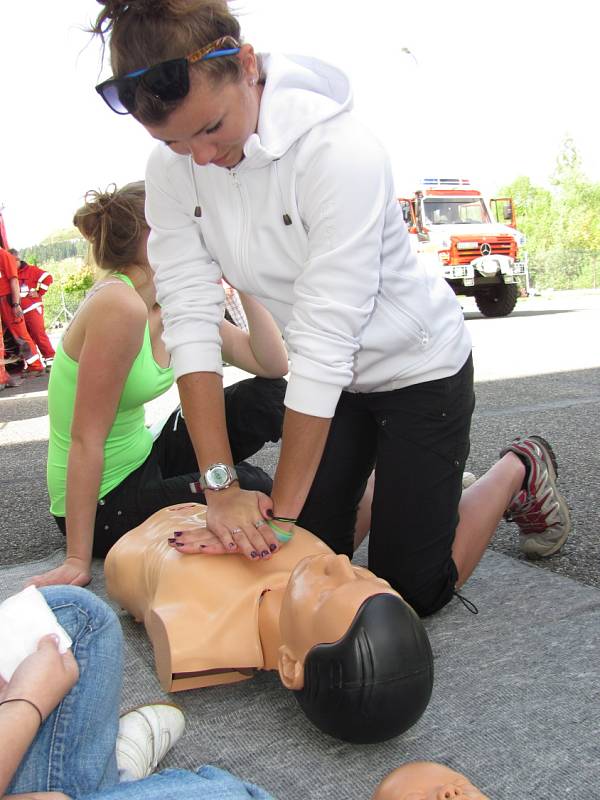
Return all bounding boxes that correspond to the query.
[73,181,147,272]
[92,0,244,124]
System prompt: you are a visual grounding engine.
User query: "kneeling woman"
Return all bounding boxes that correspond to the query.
[32,182,288,587]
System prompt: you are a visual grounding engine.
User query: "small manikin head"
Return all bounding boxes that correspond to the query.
[278,554,434,743]
[372,762,490,800]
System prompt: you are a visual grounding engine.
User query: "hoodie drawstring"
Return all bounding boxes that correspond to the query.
[274,160,292,226]
[190,156,202,217]
[190,154,291,226]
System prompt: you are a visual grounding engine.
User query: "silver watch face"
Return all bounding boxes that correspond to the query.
[207,465,230,488]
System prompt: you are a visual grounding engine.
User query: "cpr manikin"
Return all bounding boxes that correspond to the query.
[105,503,433,743]
[371,762,489,799]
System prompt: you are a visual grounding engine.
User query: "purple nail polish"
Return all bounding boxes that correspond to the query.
[228,542,237,550]
[266,508,274,518]
[260,550,269,558]
[251,551,259,558]
[175,542,184,547]
[269,543,277,552]
[168,537,176,544]
[173,531,182,537]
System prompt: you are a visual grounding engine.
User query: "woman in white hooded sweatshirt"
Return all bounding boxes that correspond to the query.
[93,0,571,616]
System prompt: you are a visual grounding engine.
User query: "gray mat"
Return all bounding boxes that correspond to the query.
[2,549,598,799]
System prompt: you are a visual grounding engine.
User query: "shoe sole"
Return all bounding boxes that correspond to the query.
[519,435,571,558]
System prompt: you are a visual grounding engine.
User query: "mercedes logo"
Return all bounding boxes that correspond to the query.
[480,243,492,256]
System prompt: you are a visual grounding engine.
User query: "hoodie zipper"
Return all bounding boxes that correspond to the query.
[229,169,251,284]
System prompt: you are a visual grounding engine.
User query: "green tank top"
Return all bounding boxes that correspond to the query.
[47,273,174,516]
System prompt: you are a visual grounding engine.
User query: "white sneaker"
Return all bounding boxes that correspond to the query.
[116,703,185,781]
[462,472,477,489]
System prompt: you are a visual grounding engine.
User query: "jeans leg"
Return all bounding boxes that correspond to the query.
[79,766,275,800]
[7,586,122,798]
[297,393,378,557]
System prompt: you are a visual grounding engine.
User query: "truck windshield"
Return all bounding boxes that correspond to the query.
[423,198,491,225]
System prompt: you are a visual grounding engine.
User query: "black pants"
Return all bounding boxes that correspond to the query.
[54,377,287,557]
[298,355,475,617]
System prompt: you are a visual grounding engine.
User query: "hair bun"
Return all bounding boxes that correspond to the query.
[95,0,192,23]
[93,0,167,34]
[95,0,128,22]
[74,185,118,243]
[73,181,146,271]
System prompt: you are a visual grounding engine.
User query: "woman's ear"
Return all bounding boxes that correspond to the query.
[278,645,305,690]
[237,43,258,82]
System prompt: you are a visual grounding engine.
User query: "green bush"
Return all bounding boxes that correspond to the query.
[63,267,95,293]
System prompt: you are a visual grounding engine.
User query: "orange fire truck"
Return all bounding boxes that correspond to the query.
[399,178,528,317]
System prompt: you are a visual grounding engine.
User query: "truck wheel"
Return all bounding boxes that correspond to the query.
[474,283,519,317]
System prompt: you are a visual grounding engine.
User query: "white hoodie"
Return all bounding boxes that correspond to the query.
[146,54,472,418]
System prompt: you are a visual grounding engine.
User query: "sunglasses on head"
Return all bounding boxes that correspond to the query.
[95,36,241,115]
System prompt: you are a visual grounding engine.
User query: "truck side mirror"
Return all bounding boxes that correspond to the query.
[491,197,515,227]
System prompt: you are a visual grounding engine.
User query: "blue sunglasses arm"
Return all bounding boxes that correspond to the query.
[123,65,150,79]
[201,47,240,60]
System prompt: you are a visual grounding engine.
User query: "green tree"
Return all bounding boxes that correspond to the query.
[500,137,600,289]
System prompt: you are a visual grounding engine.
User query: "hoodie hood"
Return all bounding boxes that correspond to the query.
[243,53,353,165]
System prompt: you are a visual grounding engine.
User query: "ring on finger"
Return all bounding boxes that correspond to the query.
[254,519,266,528]
[230,527,243,535]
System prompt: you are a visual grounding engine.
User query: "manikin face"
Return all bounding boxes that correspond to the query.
[372,762,489,800]
[145,49,261,170]
[279,553,394,661]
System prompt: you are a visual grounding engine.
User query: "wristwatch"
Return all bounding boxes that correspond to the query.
[192,463,239,493]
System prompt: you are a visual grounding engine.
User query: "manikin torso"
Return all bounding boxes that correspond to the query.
[106,505,440,753]
[104,503,393,692]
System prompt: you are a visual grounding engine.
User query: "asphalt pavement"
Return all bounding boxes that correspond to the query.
[1,290,599,591]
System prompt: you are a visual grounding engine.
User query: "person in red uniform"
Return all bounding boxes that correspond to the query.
[10,249,55,368]
[0,246,20,388]
[0,246,44,380]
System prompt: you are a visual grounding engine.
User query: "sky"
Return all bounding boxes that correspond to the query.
[2,0,600,248]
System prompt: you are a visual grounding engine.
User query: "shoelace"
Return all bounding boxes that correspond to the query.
[453,590,479,615]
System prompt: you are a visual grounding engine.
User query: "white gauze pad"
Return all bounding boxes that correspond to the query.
[0,586,72,681]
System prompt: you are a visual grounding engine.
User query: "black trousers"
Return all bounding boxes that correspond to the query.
[297,355,475,617]
[54,377,287,557]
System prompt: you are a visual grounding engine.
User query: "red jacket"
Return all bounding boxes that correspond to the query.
[0,248,18,297]
[18,262,54,312]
